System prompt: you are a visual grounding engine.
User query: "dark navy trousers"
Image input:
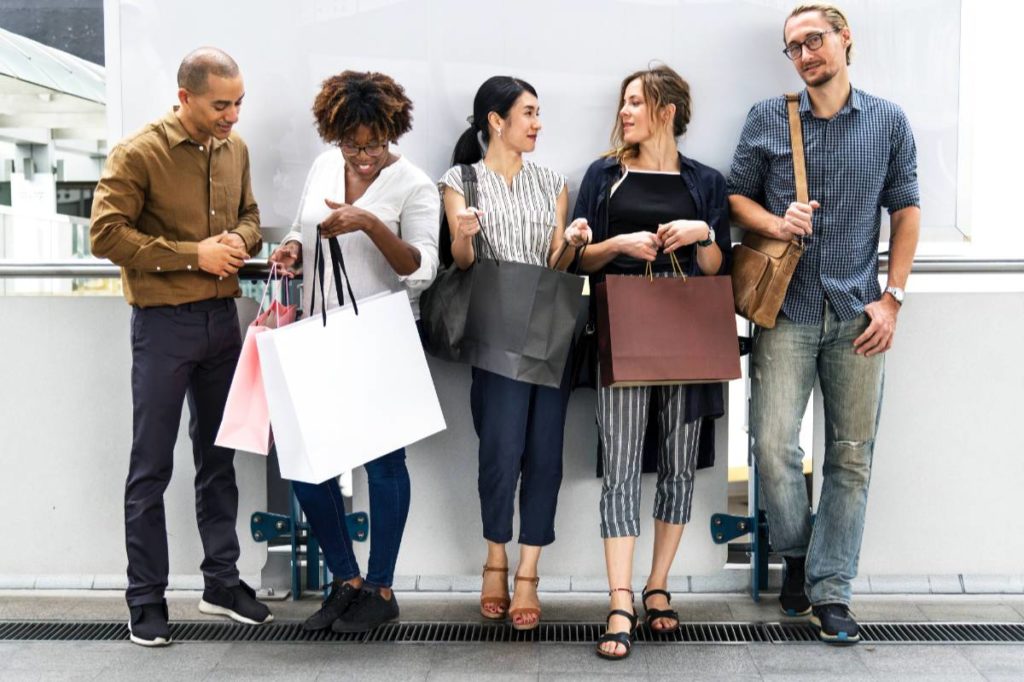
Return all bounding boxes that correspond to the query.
[125,298,242,607]
[471,366,571,547]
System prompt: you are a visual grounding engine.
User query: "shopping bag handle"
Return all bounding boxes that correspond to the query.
[643,252,687,282]
[552,242,588,274]
[459,162,499,267]
[310,225,359,326]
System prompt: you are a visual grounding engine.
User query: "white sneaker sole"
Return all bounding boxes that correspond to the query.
[127,620,171,647]
[198,599,274,625]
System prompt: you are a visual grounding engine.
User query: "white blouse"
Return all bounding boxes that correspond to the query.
[439,160,566,267]
[284,150,440,318]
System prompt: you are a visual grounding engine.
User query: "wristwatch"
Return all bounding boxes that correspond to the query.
[696,226,715,247]
[885,286,905,305]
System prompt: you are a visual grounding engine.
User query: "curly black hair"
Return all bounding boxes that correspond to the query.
[312,70,414,144]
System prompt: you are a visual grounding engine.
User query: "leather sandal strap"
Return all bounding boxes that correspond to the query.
[646,608,679,621]
[482,565,509,574]
[607,608,638,627]
[642,588,672,604]
[514,575,540,586]
[608,587,634,596]
[597,631,632,648]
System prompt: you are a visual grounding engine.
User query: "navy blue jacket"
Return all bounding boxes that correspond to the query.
[571,153,734,471]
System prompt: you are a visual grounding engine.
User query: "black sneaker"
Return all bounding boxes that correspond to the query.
[331,587,399,634]
[198,580,274,625]
[779,556,811,617]
[302,581,360,631]
[128,601,171,647]
[811,603,861,645]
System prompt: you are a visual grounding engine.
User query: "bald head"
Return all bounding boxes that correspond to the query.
[177,47,240,94]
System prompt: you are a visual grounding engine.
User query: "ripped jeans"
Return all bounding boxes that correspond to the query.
[750,301,884,606]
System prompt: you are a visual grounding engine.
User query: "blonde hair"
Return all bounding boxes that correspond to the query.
[786,3,853,65]
[606,64,691,162]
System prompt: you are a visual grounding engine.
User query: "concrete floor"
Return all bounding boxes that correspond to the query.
[2,591,1023,681]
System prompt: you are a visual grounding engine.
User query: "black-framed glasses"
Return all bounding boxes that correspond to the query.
[340,141,388,157]
[782,28,841,60]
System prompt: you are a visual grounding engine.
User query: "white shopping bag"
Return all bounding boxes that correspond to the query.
[256,290,446,483]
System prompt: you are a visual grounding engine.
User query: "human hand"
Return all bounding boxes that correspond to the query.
[776,200,821,239]
[853,296,900,356]
[319,198,373,238]
[656,219,710,253]
[268,241,302,277]
[563,218,592,247]
[616,231,661,262]
[453,207,483,242]
[198,232,248,277]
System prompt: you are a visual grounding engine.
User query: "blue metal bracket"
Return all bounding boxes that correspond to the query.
[709,513,753,544]
[250,510,369,544]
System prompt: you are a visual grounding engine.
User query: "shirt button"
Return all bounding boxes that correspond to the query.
[187,265,192,271]
[211,209,216,215]
[199,145,204,151]
[156,266,161,271]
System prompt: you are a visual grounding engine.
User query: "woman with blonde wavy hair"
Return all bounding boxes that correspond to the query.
[571,64,732,660]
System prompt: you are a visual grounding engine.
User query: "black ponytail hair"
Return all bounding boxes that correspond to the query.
[450,75,538,165]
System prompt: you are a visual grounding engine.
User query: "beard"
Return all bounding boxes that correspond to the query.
[800,61,839,87]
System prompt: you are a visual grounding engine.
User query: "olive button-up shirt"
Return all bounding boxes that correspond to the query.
[90,109,262,307]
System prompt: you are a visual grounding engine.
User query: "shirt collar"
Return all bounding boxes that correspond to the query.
[599,151,696,173]
[162,107,232,149]
[799,87,862,116]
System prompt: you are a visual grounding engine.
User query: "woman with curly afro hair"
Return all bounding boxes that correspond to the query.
[270,70,440,634]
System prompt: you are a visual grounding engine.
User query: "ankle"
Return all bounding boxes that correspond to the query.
[342,576,363,589]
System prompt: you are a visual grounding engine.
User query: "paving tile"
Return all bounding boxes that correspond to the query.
[0,576,36,589]
[391,575,417,591]
[956,644,1024,674]
[917,602,1024,623]
[538,642,648,675]
[33,576,94,590]
[418,575,453,592]
[541,674,646,681]
[855,643,979,675]
[847,598,928,622]
[429,673,536,682]
[931,575,966,594]
[316,643,433,678]
[747,642,870,675]
[690,572,750,593]
[91,575,128,591]
[641,642,759,676]
[963,576,1024,595]
[430,642,540,674]
[870,574,933,594]
[208,642,328,676]
[671,597,737,622]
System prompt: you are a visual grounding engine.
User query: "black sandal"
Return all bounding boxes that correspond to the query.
[596,588,638,661]
[642,587,680,632]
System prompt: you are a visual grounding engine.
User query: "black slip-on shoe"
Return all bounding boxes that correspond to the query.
[198,580,274,625]
[331,587,399,634]
[128,601,171,647]
[811,603,861,645]
[779,555,812,617]
[302,581,360,631]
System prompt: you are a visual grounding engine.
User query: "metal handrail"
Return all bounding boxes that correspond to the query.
[1,256,1024,278]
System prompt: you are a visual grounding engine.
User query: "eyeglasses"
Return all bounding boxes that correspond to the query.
[782,28,841,60]
[340,141,387,157]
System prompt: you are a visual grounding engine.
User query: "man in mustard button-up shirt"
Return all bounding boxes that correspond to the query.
[90,47,272,647]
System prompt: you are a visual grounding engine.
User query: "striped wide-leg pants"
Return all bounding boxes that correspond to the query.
[597,378,701,538]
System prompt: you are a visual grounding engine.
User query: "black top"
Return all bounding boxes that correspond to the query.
[606,170,697,275]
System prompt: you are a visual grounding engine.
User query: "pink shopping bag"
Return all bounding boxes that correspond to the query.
[215,265,297,454]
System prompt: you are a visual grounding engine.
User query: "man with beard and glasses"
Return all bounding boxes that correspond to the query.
[727,4,920,644]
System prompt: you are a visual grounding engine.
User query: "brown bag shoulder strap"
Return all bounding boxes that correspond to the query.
[785,93,808,205]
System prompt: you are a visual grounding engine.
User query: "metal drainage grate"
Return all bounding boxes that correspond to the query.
[1,621,1023,644]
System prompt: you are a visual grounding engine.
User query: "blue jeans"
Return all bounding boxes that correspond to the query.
[291,448,410,588]
[750,302,884,606]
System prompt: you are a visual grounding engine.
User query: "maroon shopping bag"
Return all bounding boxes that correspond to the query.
[596,273,741,388]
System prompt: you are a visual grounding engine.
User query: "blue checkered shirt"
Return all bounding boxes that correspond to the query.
[727,88,920,324]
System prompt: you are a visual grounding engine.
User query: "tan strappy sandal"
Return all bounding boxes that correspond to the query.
[479,565,510,620]
[509,575,541,631]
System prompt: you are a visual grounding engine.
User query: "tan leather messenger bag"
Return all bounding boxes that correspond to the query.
[731,93,807,329]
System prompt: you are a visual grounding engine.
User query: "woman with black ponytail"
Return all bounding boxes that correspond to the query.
[439,76,590,631]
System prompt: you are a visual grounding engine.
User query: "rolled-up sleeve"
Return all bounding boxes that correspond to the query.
[881,108,920,213]
[396,179,441,291]
[726,105,769,203]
